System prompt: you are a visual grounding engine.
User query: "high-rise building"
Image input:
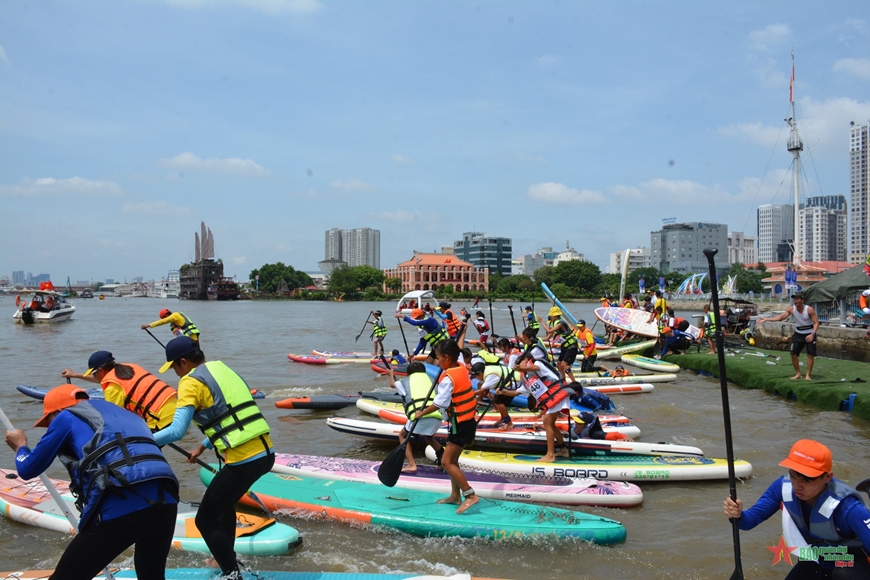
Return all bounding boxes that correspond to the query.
[650,222,728,273]
[452,232,512,276]
[323,227,380,269]
[799,196,847,262]
[12,270,25,285]
[726,232,757,266]
[850,124,869,263]
[607,248,651,274]
[757,204,795,263]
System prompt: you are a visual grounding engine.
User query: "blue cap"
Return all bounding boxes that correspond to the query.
[83,351,114,377]
[577,319,586,326]
[160,336,199,373]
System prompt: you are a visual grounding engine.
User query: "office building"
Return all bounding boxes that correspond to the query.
[799,196,847,262]
[850,124,869,263]
[607,248,651,274]
[726,232,757,266]
[553,247,585,267]
[323,227,381,269]
[12,271,25,285]
[650,222,728,273]
[757,204,795,263]
[452,232,512,276]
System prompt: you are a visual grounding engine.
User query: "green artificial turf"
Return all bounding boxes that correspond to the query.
[660,347,870,424]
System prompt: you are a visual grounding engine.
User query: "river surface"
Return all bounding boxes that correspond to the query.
[0,297,868,579]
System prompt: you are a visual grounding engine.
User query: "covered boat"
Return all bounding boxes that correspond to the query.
[13,290,75,324]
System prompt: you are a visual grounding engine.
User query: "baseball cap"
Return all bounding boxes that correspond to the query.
[793,292,805,300]
[524,306,532,311]
[159,336,200,373]
[374,310,382,316]
[779,439,832,478]
[438,302,450,309]
[470,362,485,375]
[159,308,172,318]
[83,350,114,377]
[34,385,89,428]
[577,319,586,326]
[411,308,424,319]
[391,349,400,356]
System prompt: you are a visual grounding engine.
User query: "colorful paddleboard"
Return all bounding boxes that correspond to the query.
[0,569,496,580]
[17,384,266,401]
[438,448,753,482]
[621,354,681,373]
[274,392,403,410]
[576,373,677,385]
[287,354,369,365]
[0,469,301,556]
[593,339,658,360]
[201,467,627,543]
[594,308,660,338]
[271,453,644,507]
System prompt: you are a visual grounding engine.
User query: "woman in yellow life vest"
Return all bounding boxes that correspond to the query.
[154,337,272,579]
[141,309,200,342]
[61,350,177,431]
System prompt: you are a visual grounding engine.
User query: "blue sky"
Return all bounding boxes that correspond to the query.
[1,1,868,283]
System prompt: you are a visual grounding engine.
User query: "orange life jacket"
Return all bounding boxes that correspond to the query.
[102,363,177,422]
[443,310,462,337]
[534,377,573,413]
[444,366,476,424]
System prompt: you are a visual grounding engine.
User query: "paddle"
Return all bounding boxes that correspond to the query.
[166,442,274,519]
[0,403,118,580]
[704,248,744,580]
[144,327,166,348]
[488,298,495,339]
[355,312,373,342]
[508,305,519,337]
[378,368,441,487]
[396,312,411,359]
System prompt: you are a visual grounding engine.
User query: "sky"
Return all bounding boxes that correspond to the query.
[1,1,869,284]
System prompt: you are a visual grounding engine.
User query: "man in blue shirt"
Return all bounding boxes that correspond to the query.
[5,384,179,580]
[724,440,870,579]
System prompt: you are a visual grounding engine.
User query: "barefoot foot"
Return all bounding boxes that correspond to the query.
[790,374,802,380]
[537,454,555,463]
[456,493,479,515]
[805,376,812,381]
[437,495,461,505]
[401,465,417,473]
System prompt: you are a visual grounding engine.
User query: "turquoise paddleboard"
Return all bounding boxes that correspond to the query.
[200,467,626,544]
[0,570,494,580]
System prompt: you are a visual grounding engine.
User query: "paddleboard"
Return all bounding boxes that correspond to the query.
[621,354,681,373]
[271,453,644,507]
[0,469,301,556]
[0,569,493,580]
[201,467,627,543]
[585,384,654,394]
[326,417,644,451]
[274,392,403,410]
[17,384,266,401]
[541,282,580,326]
[577,373,677,385]
[439,448,753,482]
[594,308,660,338]
[312,350,378,358]
[593,339,658,360]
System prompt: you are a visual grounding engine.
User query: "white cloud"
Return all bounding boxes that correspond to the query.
[719,121,783,147]
[527,182,606,205]
[160,152,268,176]
[833,58,870,80]
[0,45,8,64]
[122,200,192,216]
[232,256,247,265]
[517,152,547,164]
[537,54,558,66]
[372,210,421,222]
[391,154,413,164]
[329,180,374,192]
[164,0,322,14]
[748,23,790,51]
[0,176,121,196]
[844,18,867,34]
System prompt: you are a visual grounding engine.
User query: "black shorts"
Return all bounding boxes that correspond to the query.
[790,332,817,356]
[493,393,515,406]
[447,419,477,447]
[558,346,579,366]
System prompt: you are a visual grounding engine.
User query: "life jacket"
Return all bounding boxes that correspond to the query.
[781,477,868,549]
[477,350,500,364]
[622,300,633,309]
[532,377,573,413]
[372,318,387,338]
[102,363,176,425]
[476,317,490,333]
[444,366,476,427]
[576,328,597,355]
[530,339,553,363]
[527,312,540,330]
[442,310,462,337]
[572,386,614,412]
[189,361,271,453]
[483,364,519,388]
[58,401,178,530]
[421,320,449,347]
[705,312,717,333]
[404,372,442,420]
[860,290,870,314]
[171,312,199,338]
[556,324,578,349]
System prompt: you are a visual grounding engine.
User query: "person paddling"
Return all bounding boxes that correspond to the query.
[154,336,273,578]
[397,308,448,362]
[5,384,179,580]
[367,310,387,357]
[142,308,200,342]
[61,350,177,431]
[384,361,443,472]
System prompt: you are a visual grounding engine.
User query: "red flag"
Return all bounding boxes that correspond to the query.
[789,65,794,103]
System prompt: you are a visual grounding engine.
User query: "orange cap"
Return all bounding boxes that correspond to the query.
[33,385,89,428]
[779,439,832,478]
[411,308,424,319]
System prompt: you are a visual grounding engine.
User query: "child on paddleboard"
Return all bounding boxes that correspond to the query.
[382,360,443,472]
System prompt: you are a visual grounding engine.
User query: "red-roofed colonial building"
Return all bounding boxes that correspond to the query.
[384,253,489,293]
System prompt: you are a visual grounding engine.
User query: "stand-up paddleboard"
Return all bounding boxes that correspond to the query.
[369,360,445,379]
[288,354,370,365]
[326,417,643,451]
[271,453,644,507]
[312,350,377,358]
[621,354,681,373]
[593,339,657,360]
[0,569,497,580]
[541,282,581,326]
[435,448,753,482]
[584,384,654,394]
[577,373,677,385]
[274,391,404,410]
[17,384,266,401]
[0,469,301,556]
[594,308,660,338]
[201,467,627,543]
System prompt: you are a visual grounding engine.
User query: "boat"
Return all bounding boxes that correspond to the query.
[271,453,644,507]
[621,354,681,373]
[207,276,240,300]
[0,469,301,556]
[435,448,753,482]
[80,288,94,299]
[13,290,75,324]
[721,297,759,334]
[325,417,644,451]
[274,391,404,410]
[156,269,181,299]
[0,570,496,580]
[200,467,627,543]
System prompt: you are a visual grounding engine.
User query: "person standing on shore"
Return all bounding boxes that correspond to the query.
[758,292,820,380]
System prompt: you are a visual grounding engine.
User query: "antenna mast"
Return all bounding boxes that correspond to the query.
[786,49,803,266]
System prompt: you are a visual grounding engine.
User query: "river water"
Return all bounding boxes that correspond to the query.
[0,297,867,579]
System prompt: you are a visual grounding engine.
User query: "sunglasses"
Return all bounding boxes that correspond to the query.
[788,469,825,483]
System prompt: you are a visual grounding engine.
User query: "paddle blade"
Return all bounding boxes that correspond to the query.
[377,442,408,487]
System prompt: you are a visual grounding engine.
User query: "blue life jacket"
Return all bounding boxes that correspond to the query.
[781,477,867,549]
[572,386,615,412]
[58,400,179,529]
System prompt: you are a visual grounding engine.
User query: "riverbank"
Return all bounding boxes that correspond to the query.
[661,347,870,423]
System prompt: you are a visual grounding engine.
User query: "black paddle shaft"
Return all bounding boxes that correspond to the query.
[704,248,744,580]
[355,312,373,342]
[144,327,166,348]
[396,313,411,358]
[507,305,519,337]
[488,298,495,338]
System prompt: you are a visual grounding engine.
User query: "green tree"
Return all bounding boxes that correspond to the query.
[384,277,403,293]
[597,273,621,298]
[250,262,312,293]
[553,260,601,293]
[627,267,661,288]
[326,265,359,298]
[353,265,385,290]
[532,265,554,287]
[488,272,504,292]
[549,283,572,299]
[496,274,532,295]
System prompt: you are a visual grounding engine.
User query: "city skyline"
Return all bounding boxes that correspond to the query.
[1,2,869,282]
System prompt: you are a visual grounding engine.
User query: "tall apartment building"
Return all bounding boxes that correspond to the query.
[757,204,795,263]
[452,232,512,276]
[726,232,757,266]
[850,124,869,263]
[323,227,381,269]
[800,196,847,262]
[607,248,651,274]
[650,222,728,273]
[12,270,25,285]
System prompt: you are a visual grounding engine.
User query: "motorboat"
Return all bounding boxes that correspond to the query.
[13,290,75,324]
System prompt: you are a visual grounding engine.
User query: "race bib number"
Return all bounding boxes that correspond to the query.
[526,377,548,399]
